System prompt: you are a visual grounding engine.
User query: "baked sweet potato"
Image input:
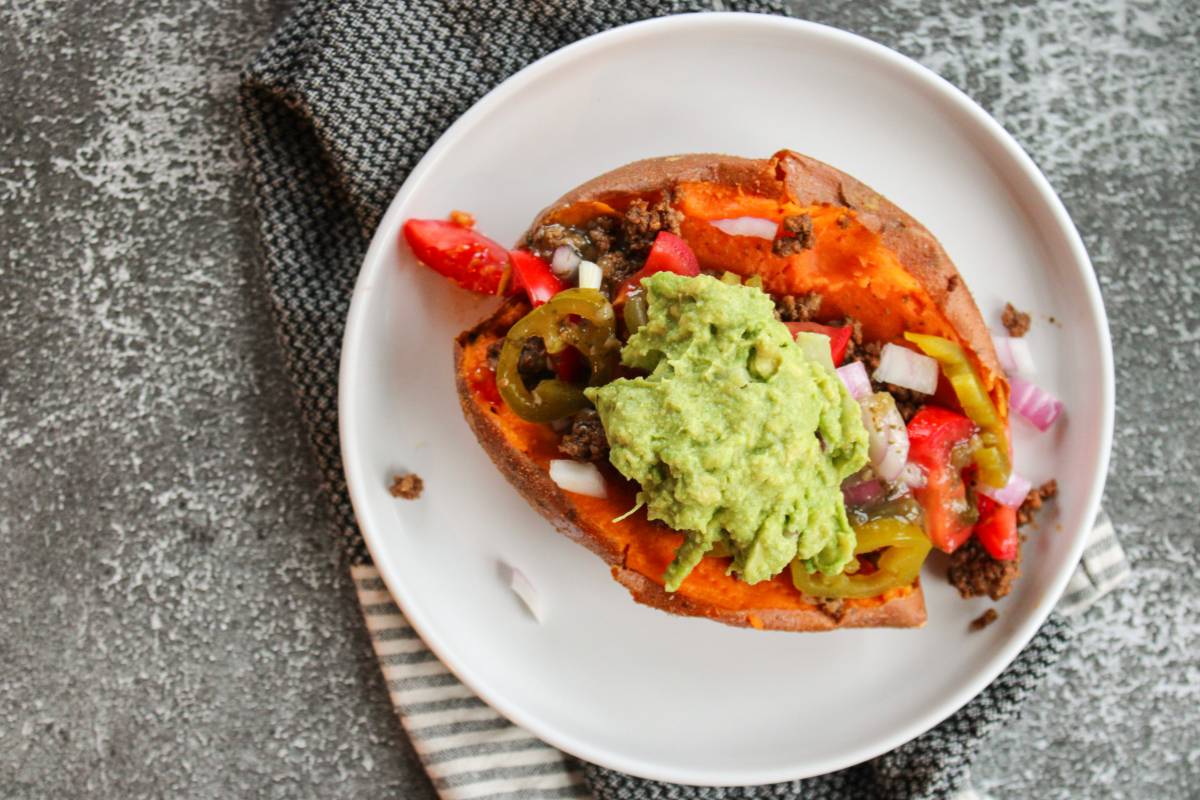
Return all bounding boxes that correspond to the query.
[453,150,1007,631]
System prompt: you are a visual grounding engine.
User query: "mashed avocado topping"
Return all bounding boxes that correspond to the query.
[586,273,869,591]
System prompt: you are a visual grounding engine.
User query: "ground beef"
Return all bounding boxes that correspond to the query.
[836,319,868,364]
[774,292,823,322]
[526,196,678,282]
[621,196,683,255]
[486,337,551,386]
[773,214,814,256]
[970,608,999,631]
[1017,479,1058,527]
[586,216,618,258]
[883,385,925,423]
[388,473,424,500]
[526,223,591,262]
[948,538,1020,601]
[597,251,636,294]
[518,337,551,381]
[557,408,609,463]
[857,340,883,373]
[1002,302,1032,337]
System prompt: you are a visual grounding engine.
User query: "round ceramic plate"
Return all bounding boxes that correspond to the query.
[340,14,1112,786]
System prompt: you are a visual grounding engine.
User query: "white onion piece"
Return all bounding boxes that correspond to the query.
[550,245,581,280]
[576,260,602,290]
[861,392,909,482]
[993,334,1037,378]
[899,462,927,489]
[548,459,607,497]
[502,562,544,622]
[836,361,871,400]
[1010,376,1063,431]
[873,344,939,395]
[978,471,1033,508]
[709,216,778,240]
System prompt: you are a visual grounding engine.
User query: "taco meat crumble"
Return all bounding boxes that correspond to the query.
[774,292,822,322]
[389,473,424,500]
[1002,302,1031,337]
[970,608,999,631]
[1018,480,1058,527]
[558,409,610,463]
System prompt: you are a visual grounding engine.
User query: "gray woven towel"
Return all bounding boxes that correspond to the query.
[238,2,1127,798]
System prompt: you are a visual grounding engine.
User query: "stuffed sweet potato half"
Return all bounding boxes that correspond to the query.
[405,150,1029,632]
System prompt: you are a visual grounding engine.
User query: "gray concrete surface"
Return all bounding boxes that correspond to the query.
[1,1,1196,798]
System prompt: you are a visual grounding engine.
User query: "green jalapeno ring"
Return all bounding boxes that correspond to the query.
[789,518,932,599]
[496,289,619,423]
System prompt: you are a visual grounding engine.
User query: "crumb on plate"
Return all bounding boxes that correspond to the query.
[1002,302,1031,337]
[971,608,999,631]
[389,473,424,500]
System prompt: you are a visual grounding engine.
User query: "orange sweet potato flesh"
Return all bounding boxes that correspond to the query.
[453,151,1006,631]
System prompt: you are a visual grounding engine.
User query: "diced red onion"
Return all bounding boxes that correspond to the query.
[550,245,581,280]
[548,459,607,498]
[861,392,909,482]
[709,216,778,241]
[978,471,1033,508]
[836,361,871,400]
[873,343,939,395]
[577,259,602,290]
[1009,376,1063,431]
[502,562,544,622]
[842,478,884,507]
[993,334,1036,378]
[899,462,927,489]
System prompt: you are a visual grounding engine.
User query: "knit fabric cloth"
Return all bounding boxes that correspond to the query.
[238,2,1126,798]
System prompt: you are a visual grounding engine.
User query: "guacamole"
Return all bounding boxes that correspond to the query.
[586,273,868,591]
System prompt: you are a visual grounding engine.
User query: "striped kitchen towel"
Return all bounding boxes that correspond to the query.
[352,511,1127,800]
[354,573,589,800]
[1057,511,1130,615]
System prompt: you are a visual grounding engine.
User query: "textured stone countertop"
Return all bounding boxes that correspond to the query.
[2,1,1197,797]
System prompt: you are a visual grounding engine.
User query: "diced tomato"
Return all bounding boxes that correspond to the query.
[906,406,978,553]
[642,231,700,277]
[616,231,700,301]
[784,322,853,365]
[974,494,1019,561]
[508,250,564,306]
[401,218,508,295]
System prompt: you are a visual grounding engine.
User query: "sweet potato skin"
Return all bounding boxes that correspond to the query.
[611,568,928,632]
[453,150,1008,631]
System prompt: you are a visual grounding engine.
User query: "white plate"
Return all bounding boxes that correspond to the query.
[340,14,1112,786]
